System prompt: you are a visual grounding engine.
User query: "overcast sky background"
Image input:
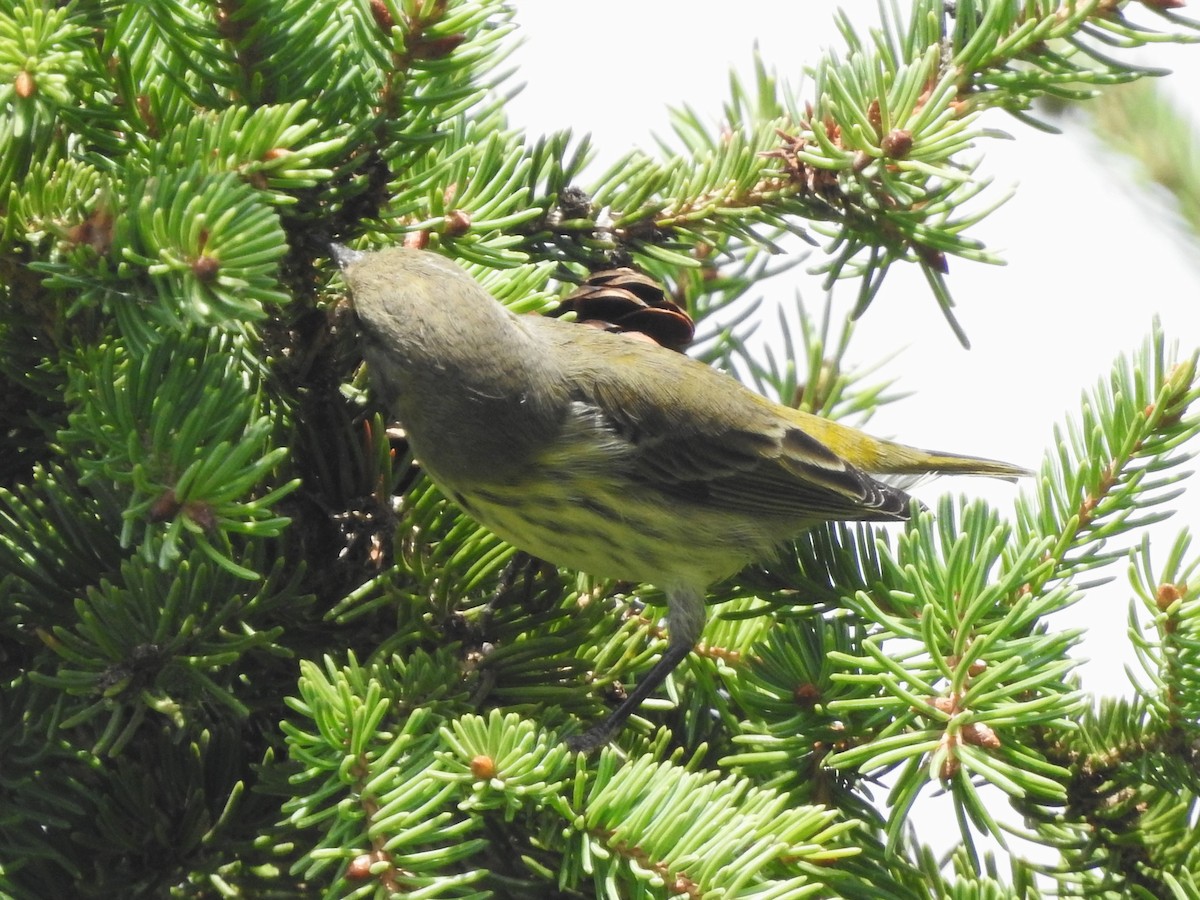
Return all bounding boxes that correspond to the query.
[504,0,1200,862]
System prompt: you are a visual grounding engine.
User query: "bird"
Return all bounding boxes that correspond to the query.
[334,245,1030,750]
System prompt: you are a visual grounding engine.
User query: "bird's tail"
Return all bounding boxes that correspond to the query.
[790,410,1033,481]
[869,440,1034,481]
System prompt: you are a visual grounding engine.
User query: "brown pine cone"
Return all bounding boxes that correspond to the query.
[553,268,694,352]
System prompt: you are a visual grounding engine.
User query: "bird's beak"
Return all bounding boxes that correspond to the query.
[329,243,364,270]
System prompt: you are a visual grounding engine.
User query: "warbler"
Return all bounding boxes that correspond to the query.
[336,245,1029,750]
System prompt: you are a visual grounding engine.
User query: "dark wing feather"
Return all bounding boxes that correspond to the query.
[629,419,911,522]
[547,322,912,524]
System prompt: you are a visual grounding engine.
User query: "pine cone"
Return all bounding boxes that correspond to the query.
[553,268,694,352]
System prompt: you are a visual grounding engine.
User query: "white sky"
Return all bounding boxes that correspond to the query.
[506,0,1200,869]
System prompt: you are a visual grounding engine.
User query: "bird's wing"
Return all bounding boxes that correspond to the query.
[628,416,911,521]
[552,327,911,524]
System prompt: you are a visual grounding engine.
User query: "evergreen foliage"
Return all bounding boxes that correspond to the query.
[1,1,1198,897]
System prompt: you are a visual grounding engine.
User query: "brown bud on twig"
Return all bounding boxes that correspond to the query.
[470,755,497,780]
[913,242,948,274]
[412,33,467,60]
[443,209,471,237]
[148,489,182,522]
[793,683,821,708]
[938,732,960,779]
[192,254,221,282]
[881,129,913,159]
[15,70,36,98]
[1156,582,1184,612]
[369,0,394,32]
[347,854,374,880]
[867,99,882,132]
[184,501,217,532]
[961,721,1001,749]
[66,208,115,256]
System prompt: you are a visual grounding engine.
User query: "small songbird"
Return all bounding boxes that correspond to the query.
[335,245,1029,750]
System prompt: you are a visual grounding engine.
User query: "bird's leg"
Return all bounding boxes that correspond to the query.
[567,585,706,752]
